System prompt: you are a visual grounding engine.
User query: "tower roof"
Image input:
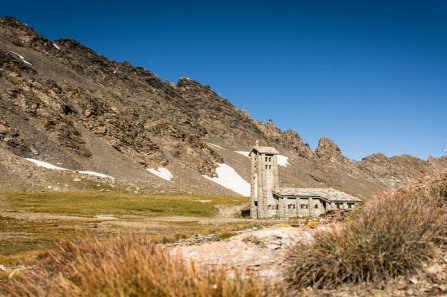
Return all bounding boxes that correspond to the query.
[250,146,279,155]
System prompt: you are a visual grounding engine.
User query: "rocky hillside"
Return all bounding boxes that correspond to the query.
[0,16,446,198]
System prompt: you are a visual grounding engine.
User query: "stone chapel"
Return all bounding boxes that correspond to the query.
[250,145,362,219]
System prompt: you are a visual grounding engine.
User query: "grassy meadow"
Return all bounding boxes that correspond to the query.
[1,191,248,217]
[0,192,271,263]
[2,171,446,296]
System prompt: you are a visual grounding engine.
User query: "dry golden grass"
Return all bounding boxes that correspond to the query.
[1,192,248,217]
[5,236,267,297]
[0,191,275,294]
[0,192,261,258]
[287,172,447,289]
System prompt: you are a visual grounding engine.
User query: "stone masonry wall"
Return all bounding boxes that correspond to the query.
[250,150,279,218]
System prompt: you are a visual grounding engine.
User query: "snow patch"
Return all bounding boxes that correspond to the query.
[79,171,114,180]
[10,51,32,65]
[277,155,290,167]
[24,158,67,171]
[203,163,250,196]
[113,70,116,74]
[196,200,211,203]
[52,43,60,50]
[207,143,223,149]
[24,158,114,180]
[235,151,250,157]
[147,167,173,181]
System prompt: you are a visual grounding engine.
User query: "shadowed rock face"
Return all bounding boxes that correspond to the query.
[0,16,446,196]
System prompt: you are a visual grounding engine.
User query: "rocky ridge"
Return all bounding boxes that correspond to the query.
[0,16,446,197]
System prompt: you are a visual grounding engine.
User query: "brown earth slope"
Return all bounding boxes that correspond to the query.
[0,16,446,197]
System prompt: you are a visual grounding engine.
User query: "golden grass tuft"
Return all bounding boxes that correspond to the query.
[6,235,265,297]
[275,223,292,228]
[304,221,319,228]
[218,232,238,240]
[287,173,447,289]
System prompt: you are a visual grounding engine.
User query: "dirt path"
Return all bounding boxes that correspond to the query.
[214,204,247,217]
[171,225,320,280]
[0,208,286,235]
[0,211,94,222]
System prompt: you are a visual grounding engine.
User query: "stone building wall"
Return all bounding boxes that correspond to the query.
[251,146,361,219]
[250,149,279,218]
[250,152,258,218]
[277,197,358,218]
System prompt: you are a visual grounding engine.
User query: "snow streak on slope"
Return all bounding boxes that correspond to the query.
[10,51,32,65]
[147,168,173,181]
[78,171,114,180]
[207,143,224,149]
[235,151,250,157]
[24,158,67,171]
[24,158,115,180]
[277,155,290,167]
[203,163,250,196]
[235,151,290,167]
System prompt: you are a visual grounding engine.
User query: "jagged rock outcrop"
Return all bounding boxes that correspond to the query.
[315,136,351,164]
[356,153,439,187]
[0,16,446,196]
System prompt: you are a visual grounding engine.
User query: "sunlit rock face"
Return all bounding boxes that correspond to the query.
[0,16,446,195]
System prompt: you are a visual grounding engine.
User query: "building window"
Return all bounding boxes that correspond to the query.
[276,204,278,210]
[293,204,296,209]
[315,204,318,209]
[306,205,309,209]
[269,157,272,162]
[269,165,271,169]
[265,165,268,169]
[265,157,268,162]
[337,203,341,209]
[268,205,272,210]
[301,204,305,209]
[348,203,353,208]
[254,201,257,206]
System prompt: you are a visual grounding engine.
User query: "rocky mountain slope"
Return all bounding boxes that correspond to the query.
[1,16,446,198]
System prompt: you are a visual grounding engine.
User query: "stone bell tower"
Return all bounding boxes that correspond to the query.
[250,144,279,218]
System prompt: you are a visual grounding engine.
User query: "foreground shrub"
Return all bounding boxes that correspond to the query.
[8,236,265,297]
[287,189,446,289]
[402,170,447,209]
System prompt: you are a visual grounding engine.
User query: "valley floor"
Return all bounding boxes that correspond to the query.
[1,188,446,297]
[0,192,279,262]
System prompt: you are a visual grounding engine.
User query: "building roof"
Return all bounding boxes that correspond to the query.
[272,188,362,202]
[250,146,279,155]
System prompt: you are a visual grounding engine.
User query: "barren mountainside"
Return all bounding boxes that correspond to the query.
[0,16,446,198]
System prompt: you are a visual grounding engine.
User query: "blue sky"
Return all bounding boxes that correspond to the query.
[2,0,446,160]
